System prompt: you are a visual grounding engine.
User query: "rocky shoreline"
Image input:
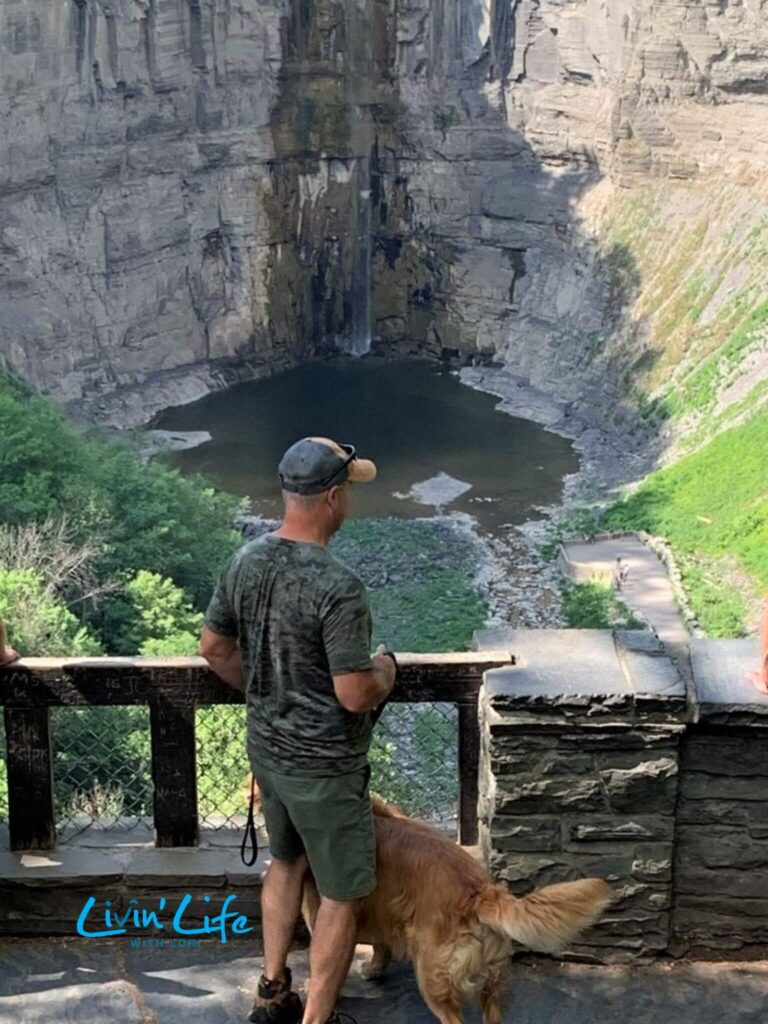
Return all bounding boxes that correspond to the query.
[128,353,659,634]
[456,364,661,631]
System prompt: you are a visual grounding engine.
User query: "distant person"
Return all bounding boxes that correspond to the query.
[199,437,396,1024]
[619,561,631,586]
[0,618,20,667]
[613,557,624,590]
[747,596,768,695]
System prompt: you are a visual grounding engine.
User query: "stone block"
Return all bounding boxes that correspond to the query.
[676,826,768,870]
[675,867,768,900]
[683,733,768,776]
[494,776,606,815]
[566,816,674,845]
[489,818,561,853]
[690,638,768,723]
[0,848,128,886]
[631,849,673,883]
[679,774,768,802]
[490,749,594,777]
[125,849,228,888]
[676,797,768,828]
[601,757,678,813]
[482,630,630,701]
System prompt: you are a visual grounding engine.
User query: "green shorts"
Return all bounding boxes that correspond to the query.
[251,759,376,902]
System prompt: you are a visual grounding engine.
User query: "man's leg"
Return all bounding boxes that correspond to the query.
[301,897,360,1024]
[273,764,376,1024]
[261,854,309,983]
[248,763,307,1024]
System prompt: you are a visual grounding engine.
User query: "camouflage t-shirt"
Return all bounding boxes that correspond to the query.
[204,534,374,776]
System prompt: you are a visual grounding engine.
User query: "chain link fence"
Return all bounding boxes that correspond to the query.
[0,703,459,838]
[51,706,153,836]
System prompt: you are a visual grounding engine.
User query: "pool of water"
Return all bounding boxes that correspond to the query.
[151,358,578,532]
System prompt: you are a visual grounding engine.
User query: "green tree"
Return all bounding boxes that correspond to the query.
[0,569,102,656]
[0,370,241,651]
[119,571,204,656]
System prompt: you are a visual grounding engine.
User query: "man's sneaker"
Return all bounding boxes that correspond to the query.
[247,967,303,1024]
[326,1013,358,1024]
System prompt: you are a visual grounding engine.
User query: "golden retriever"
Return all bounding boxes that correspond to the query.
[245,777,612,1024]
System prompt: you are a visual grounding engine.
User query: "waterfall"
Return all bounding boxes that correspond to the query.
[347,154,373,357]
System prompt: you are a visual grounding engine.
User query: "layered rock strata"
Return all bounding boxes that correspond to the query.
[1,2,767,429]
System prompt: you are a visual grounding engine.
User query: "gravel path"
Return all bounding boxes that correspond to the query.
[562,536,690,642]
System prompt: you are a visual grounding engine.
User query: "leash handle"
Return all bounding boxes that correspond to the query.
[240,774,260,867]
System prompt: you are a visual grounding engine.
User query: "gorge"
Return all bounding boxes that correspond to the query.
[1,0,768,632]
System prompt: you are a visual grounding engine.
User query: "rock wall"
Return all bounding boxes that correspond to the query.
[476,629,768,961]
[384,0,768,431]
[2,1,768,428]
[0,0,400,425]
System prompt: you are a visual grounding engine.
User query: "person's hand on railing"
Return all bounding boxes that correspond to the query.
[0,617,21,668]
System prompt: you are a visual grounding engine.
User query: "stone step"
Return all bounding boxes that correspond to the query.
[0,826,273,938]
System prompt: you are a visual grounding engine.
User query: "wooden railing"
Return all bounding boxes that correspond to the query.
[0,652,511,852]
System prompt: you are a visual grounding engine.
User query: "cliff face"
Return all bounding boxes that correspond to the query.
[0,0,397,424]
[386,0,768,444]
[2,1,768,436]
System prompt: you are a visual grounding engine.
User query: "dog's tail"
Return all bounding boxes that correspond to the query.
[475,878,612,953]
[371,795,406,818]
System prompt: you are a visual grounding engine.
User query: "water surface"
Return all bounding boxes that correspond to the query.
[152,359,578,531]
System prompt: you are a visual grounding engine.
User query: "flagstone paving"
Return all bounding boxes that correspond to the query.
[0,939,766,1024]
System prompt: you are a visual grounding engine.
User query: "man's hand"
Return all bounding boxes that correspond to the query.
[0,618,20,668]
[0,645,20,668]
[199,626,245,692]
[747,657,768,695]
[747,598,768,695]
[333,646,396,715]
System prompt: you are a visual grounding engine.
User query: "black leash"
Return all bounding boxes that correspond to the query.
[240,773,260,866]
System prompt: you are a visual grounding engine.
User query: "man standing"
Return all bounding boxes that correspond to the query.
[199,437,396,1024]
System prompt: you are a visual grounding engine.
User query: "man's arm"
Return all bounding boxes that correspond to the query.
[333,653,395,714]
[199,626,245,692]
[322,576,392,714]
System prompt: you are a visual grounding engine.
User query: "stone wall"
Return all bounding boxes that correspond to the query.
[476,628,768,961]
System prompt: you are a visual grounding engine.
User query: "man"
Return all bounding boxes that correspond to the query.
[199,437,396,1024]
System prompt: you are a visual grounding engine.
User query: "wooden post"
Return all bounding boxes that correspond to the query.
[4,706,56,851]
[149,698,199,847]
[458,700,480,847]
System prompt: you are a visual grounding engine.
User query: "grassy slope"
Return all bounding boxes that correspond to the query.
[604,406,768,635]
[596,183,768,438]
[585,182,768,634]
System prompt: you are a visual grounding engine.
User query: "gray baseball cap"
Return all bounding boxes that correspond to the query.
[278,436,377,495]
